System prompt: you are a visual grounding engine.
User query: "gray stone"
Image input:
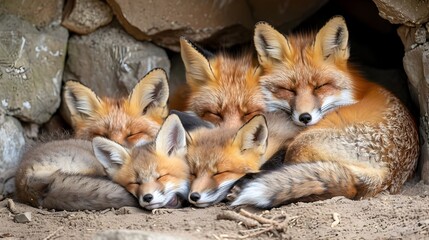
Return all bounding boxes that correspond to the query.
[93,230,191,240]
[0,0,64,27]
[62,0,113,35]
[0,14,68,124]
[63,22,170,98]
[373,0,429,26]
[0,115,26,196]
[107,0,328,51]
[14,212,31,223]
[403,43,429,183]
[415,26,427,45]
[397,25,418,51]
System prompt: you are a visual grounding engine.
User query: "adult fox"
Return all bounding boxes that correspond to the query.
[231,16,420,208]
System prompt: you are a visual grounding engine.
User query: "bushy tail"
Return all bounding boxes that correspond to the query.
[231,161,362,208]
[19,172,139,211]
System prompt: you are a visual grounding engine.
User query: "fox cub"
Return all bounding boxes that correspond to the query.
[179,38,265,127]
[64,68,169,148]
[231,16,419,208]
[186,112,301,207]
[15,114,189,211]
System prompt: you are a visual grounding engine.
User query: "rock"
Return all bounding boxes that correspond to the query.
[248,0,328,30]
[62,0,113,35]
[93,230,190,240]
[114,207,146,215]
[402,43,429,183]
[0,0,64,27]
[415,26,427,45]
[14,212,31,223]
[107,0,253,51]
[0,14,68,124]
[372,0,429,26]
[63,21,170,98]
[0,115,26,196]
[397,26,418,51]
[107,0,328,51]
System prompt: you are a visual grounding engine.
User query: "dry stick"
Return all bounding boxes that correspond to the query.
[42,227,64,240]
[238,226,275,239]
[331,212,340,228]
[239,209,279,225]
[217,210,260,228]
[6,198,18,214]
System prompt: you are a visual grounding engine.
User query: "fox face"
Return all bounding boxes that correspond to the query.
[92,114,189,210]
[64,68,169,148]
[253,17,357,126]
[186,115,268,207]
[180,38,265,128]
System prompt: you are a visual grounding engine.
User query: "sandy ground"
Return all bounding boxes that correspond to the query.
[1,180,429,240]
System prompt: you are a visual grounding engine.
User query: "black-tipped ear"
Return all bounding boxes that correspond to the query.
[92,137,129,178]
[155,114,187,157]
[63,81,102,119]
[180,37,216,86]
[232,115,268,155]
[254,22,292,67]
[314,16,349,61]
[129,68,169,115]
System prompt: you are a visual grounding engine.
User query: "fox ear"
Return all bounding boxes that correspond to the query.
[92,137,130,178]
[180,37,215,86]
[254,22,292,67]
[155,114,187,157]
[129,68,169,117]
[63,81,102,121]
[233,115,268,155]
[314,16,349,61]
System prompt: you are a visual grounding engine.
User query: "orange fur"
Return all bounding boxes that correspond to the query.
[186,113,300,208]
[15,114,189,211]
[64,69,169,148]
[231,16,419,208]
[180,38,265,127]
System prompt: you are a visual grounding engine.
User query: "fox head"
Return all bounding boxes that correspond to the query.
[186,115,268,207]
[64,68,169,148]
[254,16,357,126]
[180,37,265,128]
[92,114,189,210]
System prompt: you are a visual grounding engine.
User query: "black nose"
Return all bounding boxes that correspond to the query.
[189,192,201,202]
[143,194,153,203]
[299,113,312,124]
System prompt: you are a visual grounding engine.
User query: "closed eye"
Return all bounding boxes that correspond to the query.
[278,86,295,94]
[315,83,329,90]
[157,174,169,181]
[202,111,223,123]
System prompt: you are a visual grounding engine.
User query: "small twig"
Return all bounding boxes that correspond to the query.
[239,209,278,225]
[6,198,18,214]
[238,226,275,239]
[217,210,260,228]
[331,212,340,228]
[42,226,63,240]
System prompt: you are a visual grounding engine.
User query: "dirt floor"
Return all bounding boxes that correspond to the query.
[1,180,429,240]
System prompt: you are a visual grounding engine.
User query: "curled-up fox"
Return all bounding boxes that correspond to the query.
[15,114,189,211]
[64,68,169,148]
[231,16,419,208]
[186,112,301,207]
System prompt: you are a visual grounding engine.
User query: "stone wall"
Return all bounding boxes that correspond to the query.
[373,0,429,183]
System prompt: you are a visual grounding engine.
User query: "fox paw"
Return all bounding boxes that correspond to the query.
[151,209,173,215]
[226,185,242,202]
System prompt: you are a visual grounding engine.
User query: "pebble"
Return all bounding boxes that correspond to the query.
[14,212,32,223]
